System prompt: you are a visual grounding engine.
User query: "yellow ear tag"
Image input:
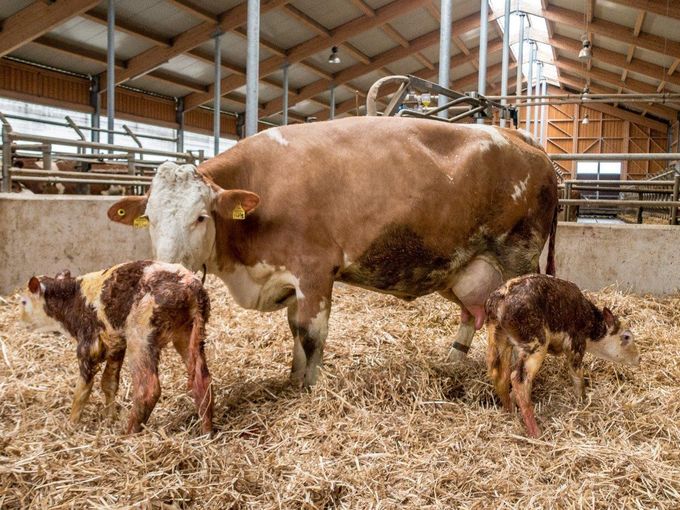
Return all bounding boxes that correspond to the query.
[232,203,246,220]
[133,215,150,228]
[117,208,126,217]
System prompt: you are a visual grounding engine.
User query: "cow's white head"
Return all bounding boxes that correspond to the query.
[107,162,259,272]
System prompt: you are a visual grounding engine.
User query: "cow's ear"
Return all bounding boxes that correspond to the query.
[107,196,148,225]
[215,190,260,220]
[28,276,41,295]
[55,269,71,280]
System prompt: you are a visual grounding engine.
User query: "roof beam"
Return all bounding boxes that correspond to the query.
[548,33,680,92]
[554,57,678,120]
[525,3,680,59]
[605,0,680,21]
[347,0,376,18]
[165,0,217,23]
[558,72,668,131]
[0,0,100,57]
[183,0,432,111]
[260,11,497,117]
[100,0,291,91]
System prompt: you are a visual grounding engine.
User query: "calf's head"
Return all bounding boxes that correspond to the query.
[20,274,69,333]
[586,307,640,367]
[108,162,259,271]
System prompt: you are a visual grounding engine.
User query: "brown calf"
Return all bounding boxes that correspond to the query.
[485,274,640,438]
[20,261,213,434]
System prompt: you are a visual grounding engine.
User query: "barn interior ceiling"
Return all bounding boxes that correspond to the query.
[0,0,679,126]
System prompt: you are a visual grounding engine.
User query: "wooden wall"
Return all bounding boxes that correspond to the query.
[0,59,237,137]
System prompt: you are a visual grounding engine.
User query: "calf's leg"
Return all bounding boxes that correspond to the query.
[566,349,586,400]
[101,348,125,420]
[510,343,547,438]
[70,358,98,424]
[486,324,513,412]
[126,335,162,434]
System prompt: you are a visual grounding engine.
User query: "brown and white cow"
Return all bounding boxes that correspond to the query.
[485,274,640,437]
[20,261,213,434]
[108,116,559,388]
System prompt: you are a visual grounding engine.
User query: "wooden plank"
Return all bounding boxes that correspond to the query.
[605,0,680,21]
[348,0,376,17]
[165,0,217,23]
[81,11,170,47]
[0,0,101,57]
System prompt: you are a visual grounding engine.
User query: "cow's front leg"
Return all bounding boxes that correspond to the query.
[287,285,332,389]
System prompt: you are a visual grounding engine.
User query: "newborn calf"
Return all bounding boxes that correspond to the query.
[485,274,640,438]
[21,261,213,434]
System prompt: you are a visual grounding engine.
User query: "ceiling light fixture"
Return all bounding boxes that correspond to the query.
[581,114,590,125]
[328,46,341,64]
[579,34,592,61]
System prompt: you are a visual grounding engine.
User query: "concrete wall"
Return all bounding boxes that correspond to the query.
[1,195,679,296]
[542,222,680,295]
[0,193,151,294]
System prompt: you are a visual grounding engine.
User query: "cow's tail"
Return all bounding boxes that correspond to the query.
[545,204,558,276]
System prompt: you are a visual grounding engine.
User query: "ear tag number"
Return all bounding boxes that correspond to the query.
[232,203,246,220]
[133,215,150,228]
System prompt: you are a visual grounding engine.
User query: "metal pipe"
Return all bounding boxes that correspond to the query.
[476,0,488,124]
[540,78,547,145]
[499,0,511,128]
[560,199,680,207]
[1,126,11,192]
[525,42,535,132]
[488,92,680,100]
[213,33,222,156]
[282,64,289,126]
[90,75,100,149]
[245,0,260,136]
[533,62,542,139]
[11,168,153,180]
[330,85,336,120]
[672,175,679,225]
[515,13,525,102]
[551,153,680,161]
[106,0,115,146]
[437,0,453,119]
[176,97,184,153]
[13,176,150,187]
[562,179,675,185]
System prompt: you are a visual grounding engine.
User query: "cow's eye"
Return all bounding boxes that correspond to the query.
[197,215,207,223]
[20,299,27,306]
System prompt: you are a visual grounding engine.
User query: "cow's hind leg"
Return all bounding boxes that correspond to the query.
[486,324,513,412]
[510,341,547,438]
[287,275,333,389]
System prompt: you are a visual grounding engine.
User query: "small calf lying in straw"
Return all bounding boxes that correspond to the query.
[485,274,640,438]
[20,261,213,434]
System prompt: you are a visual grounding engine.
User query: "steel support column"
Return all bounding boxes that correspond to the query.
[540,79,547,146]
[499,0,511,127]
[245,0,260,136]
[476,0,489,124]
[106,0,115,146]
[533,62,542,139]
[214,33,222,156]
[437,0,452,119]
[176,97,185,154]
[330,85,336,120]
[526,42,535,132]
[90,75,100,147]
[515,13,525,101]
[282,64,289,126]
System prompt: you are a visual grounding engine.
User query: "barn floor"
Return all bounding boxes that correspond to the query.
[1,279,679,509]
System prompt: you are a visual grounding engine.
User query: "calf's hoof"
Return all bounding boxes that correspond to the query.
[447,344,469,362]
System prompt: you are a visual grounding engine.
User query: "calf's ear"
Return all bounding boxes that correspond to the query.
[215,189,260,220]
[602,307,615,328]
[107,196,148,226]
[28,276,41,295]
[55,269,71,280]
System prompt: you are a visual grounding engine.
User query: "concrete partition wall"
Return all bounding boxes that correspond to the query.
[0,194,152,294]
[1,195,679,296]
[542,222,680,295]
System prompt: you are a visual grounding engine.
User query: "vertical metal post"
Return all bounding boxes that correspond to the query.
[176,97,185,154]
[106,0,115,146]
[42,144,52,172]
[476,0,488,124]
[671,174,679,225]
[213,33,222,156]
[515,13,525,100]
[437,0,453,119]
[245,0,260,136]
[499,0,511,128]
[329,85,336,120]
[282,64,289,126]
[540,78,548,146]
[526,42,535,132]
[90,75,100,152]
[564,180,572,222]
[533,62,542,139]
[1,126,11,192]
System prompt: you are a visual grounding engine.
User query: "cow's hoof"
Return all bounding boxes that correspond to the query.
[289,371,305,390]
[447,347,468,362]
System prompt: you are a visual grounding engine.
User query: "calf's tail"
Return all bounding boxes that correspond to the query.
[545,203,558,276]
[187,288,211,403]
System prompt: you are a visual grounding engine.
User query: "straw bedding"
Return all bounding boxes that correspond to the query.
[1,279,679,509]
